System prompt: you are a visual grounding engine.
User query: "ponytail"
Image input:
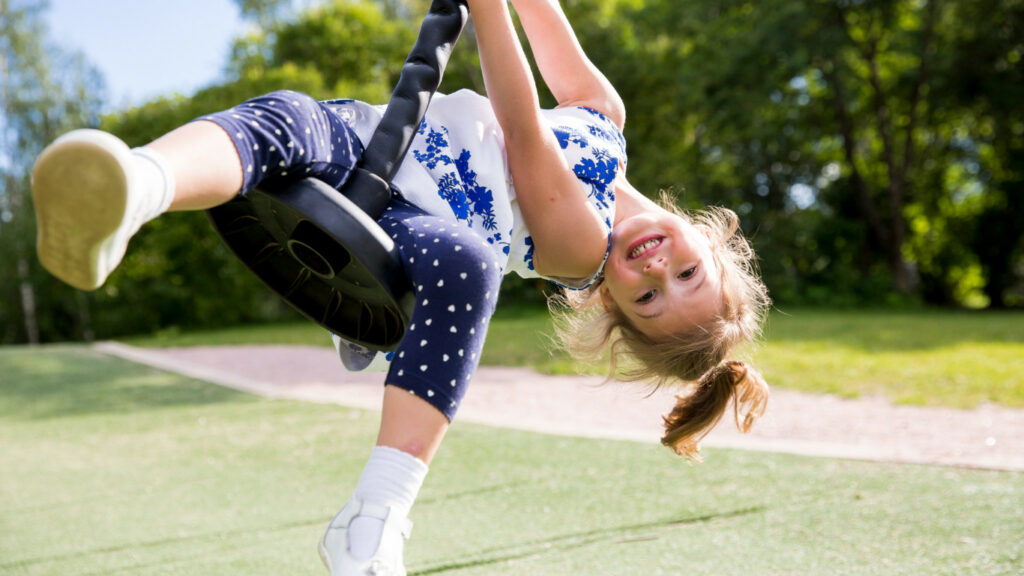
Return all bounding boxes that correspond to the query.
[661,361,769,461]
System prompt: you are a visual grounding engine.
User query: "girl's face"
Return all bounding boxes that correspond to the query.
[600,211,723,339]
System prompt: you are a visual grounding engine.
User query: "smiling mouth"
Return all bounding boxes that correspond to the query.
[627,236,664,260]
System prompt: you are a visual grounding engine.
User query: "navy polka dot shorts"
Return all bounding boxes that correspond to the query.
[198,90,502,421]
[380,200,502,420]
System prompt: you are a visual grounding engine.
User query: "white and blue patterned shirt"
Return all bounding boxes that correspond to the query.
[329,89,626,289]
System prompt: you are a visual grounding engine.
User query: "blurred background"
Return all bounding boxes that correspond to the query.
[1,0,1022,345]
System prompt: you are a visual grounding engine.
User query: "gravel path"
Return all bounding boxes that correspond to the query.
[94,342,1024,471]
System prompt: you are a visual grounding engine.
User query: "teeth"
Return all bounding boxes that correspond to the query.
[630,238,661,259]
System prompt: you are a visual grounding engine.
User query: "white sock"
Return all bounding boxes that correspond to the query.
[130,147,175,224]
[348,446,428,560]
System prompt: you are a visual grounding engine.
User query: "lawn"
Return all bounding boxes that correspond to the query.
[124,306,1024,409]
[1,345,1022,575]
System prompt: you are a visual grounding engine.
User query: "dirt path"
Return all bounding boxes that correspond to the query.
[94,342,1024,471]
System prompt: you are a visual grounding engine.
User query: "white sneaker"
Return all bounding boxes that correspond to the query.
[32,129,149,290]
[319,498,412,576]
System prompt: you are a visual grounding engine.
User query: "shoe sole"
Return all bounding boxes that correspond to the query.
[318,537,408,576]
[32,131,131,291]
[317,532,333,569]
[318,537,333,573]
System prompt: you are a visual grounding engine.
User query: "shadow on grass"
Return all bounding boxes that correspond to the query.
[0,346,252,420]
[410,506,765,575]
[417,481,527,506]
[2,514,325,574]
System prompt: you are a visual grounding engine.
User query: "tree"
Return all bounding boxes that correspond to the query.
[948,0,1024,307]
[7,0,1020,346]
[0,0,105,344]
[91,0,454,338]
[818,0,941,294]
[578,0,1020,307]
[235,0,296,29]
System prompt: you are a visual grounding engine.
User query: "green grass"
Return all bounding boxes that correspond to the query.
[758,308,1024,409]
[121,321,335,348]
[1,345,1022,575]
[123,307,1024,410]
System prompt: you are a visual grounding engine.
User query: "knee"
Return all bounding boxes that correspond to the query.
[405,235,503,328]
[443,239,503,307]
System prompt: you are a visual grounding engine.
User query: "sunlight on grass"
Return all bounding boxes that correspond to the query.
[756,309,1024,408]
[123,321,334,348]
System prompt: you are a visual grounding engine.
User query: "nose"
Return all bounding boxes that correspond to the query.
[642,256,668,276]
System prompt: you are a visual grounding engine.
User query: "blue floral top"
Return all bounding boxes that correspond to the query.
[330,89,626,289]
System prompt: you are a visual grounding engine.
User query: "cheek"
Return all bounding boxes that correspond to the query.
[601,262,636,296]
[598,280,630,315]
[599,276,631,312]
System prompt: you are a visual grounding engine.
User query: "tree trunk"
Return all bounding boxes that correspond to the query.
[76,291,96,342]
[17,258,40,344]
[832,1,938,294]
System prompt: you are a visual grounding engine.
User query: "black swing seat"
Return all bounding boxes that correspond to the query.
[207,0,469,351]
[206,171,411,350]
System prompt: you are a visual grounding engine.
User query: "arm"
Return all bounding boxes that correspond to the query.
[509,0,625,128]
[466,0,609,278]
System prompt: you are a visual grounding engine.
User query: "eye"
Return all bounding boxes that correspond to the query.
[678,265,698,280]
[635,290,656,304]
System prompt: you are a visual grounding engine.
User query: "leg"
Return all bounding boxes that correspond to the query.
[149,89,362,211]
[376,203,504,423]
[146,120,243,211]
[32,90,361,291]
[31,117,243,290]
[319,387,448,576]
[377,385,449,463]
[31,129,180,291]
[320,204,503,576]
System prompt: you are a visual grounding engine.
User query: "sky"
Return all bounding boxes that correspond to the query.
[45,0,250,111]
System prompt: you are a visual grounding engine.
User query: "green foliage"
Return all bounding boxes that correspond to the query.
[0,0,106,344]
[234,0,296,29]
[274,0,415,99]
[80,0,505,339]
[570,0,1024,307]
[947,0,1024,307]
[5,0,1024,344]
[79,0,496,340]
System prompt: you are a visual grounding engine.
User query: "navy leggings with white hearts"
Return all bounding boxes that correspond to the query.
[197,90,502,420]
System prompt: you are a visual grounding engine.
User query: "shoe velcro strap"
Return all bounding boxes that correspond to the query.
[357,500,392,521]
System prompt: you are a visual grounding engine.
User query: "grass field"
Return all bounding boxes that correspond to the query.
[125,306,1024,409]
[1,345,1022,575]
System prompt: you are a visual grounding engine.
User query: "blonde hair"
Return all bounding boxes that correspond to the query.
[551,197,771,461]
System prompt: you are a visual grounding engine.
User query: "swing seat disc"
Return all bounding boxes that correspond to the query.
[207,176,414,351]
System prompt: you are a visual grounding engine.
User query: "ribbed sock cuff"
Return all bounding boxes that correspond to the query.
[131,147,175,220]
[353,446,429,517]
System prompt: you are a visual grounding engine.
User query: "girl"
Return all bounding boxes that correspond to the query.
[30,0,770,574]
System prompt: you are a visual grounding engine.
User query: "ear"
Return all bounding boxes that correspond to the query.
[599,284,616,313]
